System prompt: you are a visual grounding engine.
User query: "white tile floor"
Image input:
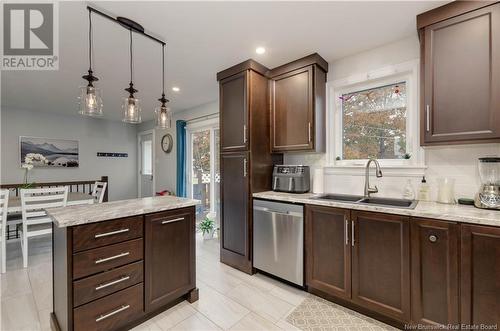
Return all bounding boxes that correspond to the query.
[0,234,392,331]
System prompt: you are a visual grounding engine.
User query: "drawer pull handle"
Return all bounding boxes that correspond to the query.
[95,276,130,291]
[429,235,438,243]
[95,252,130,264]
[161,217,184,224]
[94,228,130,238]
[95,305,130,322]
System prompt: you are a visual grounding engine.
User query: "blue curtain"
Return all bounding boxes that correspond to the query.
[176,120,187,197]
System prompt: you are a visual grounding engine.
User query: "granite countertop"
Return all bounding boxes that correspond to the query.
[253,191,500,227]
[47,196,199,228]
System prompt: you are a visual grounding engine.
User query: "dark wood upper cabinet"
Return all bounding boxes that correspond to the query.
[419,2,500,145]
[219,71,248,152]
[144,207,195,312]
[217,60,276,275]
[269,53,328,152]
[351,211,410,322]
[410,218,459,326]
[460,224,500,326]
[305,205,351,301]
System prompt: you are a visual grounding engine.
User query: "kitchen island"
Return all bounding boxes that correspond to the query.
[47,196,199,331]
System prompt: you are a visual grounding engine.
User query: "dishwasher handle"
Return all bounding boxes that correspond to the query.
[253,206,303,218]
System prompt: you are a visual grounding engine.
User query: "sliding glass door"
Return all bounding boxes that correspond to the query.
[187,119,220,225]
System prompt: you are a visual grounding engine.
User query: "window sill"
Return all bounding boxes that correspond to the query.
[324,164,427,177]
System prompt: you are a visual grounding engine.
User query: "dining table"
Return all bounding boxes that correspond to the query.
[7,192,95,214]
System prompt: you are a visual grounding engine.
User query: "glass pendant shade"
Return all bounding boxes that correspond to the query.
[122,96,141,123]
[155,105,172,129]
[78,85,103,117]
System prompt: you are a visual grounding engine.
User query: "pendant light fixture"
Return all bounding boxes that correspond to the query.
[78,9,103,117]
[155,45,172,129]
[122,29,142,124]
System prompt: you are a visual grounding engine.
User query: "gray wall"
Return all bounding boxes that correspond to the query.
[1,107,138,201]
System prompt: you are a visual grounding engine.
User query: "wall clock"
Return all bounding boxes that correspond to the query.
[161,134,173,153]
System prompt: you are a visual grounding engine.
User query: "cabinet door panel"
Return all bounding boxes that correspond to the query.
[220,72,248,152]
[220,152,251,273]
[461,224,500,325]
[423,4,500,144]
[145,208,195,312]
[351,211,410,322]
[271,66,313,151]
[410,218,459,326]
[305,205,351,300]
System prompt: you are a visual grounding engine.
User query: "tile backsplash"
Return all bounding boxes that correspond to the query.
[284,143,500,200]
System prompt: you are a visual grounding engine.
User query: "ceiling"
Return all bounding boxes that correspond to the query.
[2,1,447,122]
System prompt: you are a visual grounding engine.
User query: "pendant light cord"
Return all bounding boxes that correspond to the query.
[129,29,133,84]
[162,45,165,94]
[88,9,93,71]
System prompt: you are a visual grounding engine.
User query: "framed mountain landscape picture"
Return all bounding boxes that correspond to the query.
[20,136,79,167]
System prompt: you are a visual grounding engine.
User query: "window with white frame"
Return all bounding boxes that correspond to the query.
[329,60,423,167]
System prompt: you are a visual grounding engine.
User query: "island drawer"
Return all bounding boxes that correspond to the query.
[73,216,144,253]
[73,238,143,280]
[73,283,143,331]
[73,261,143,307]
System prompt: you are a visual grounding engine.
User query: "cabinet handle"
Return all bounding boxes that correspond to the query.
[94,228,129,238]
[308,122,312,143]
[161,217,184,224]
[95,252,130,264]
[426,105,430,132]
[243,158,248,177]
[429,234,438,243]
[95,276,130,291]
[243,124,247,144]
[351,221,355,247]
[345,217,349,246]
[95,305,130,322]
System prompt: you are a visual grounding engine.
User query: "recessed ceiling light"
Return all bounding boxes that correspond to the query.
[255,47,266,55]
[172,87,180,92]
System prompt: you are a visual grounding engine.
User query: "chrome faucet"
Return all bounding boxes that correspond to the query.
[364,158,383,198]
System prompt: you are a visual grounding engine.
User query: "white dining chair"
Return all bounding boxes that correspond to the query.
[91,181,107,203]
[0,189,9,273]
[20,186,68,268]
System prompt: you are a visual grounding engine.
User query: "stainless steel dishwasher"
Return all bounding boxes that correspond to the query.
[253,199,304,286]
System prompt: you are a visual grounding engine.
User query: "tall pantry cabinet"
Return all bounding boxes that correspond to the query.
[217,60,276,274]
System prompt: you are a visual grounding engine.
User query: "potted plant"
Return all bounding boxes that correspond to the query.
[198,214,216,240]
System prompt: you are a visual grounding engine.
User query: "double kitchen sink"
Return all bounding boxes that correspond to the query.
[312,194,418,209]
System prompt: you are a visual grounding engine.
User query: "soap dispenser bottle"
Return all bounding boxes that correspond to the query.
[418,176,430,201]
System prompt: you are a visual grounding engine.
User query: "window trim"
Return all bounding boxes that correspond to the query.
[326,59,424,170]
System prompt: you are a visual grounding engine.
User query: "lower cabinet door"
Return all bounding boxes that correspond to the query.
[410,218,459,326]
[220,152,252,273]
[351,211,410,322]
[145,207,195,312]
[305,205,351,300]
[461,224,500,326]
[73,283,143,331]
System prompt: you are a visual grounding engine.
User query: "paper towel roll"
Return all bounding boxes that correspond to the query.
[312,168,324,194]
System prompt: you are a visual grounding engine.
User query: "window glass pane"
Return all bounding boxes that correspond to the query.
[192,130,211,222]
[214,129,220,226]
[342,82,407,160]
[142,140,152,175]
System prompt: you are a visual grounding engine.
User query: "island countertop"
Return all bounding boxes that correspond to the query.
[47,195,199,228]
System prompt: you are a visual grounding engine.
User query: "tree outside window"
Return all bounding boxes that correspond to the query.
[341,82,407,160]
